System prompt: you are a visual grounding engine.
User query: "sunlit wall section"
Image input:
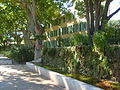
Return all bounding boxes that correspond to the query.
[43,17,87,48]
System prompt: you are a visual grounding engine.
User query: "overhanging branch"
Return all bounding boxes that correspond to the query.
[103,0,113,18]
[107,7,120,20]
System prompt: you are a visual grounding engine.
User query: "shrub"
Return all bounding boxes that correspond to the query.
[40,26,120,82]
[0,50,10,57]
[41,46,110,79]
[93,31,108,52]
[93,26,118,52]
[93,26,120,82]
[10,45,34,63]
[71,34,89,46]
[47,48,57,57]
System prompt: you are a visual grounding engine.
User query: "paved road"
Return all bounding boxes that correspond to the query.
[0,57,12,65]
[0,65,66,90]
[0,54,12,65]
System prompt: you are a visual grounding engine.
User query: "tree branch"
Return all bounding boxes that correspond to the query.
[103,0,113,19]
[100,0,113,31]
[107,7,120,21]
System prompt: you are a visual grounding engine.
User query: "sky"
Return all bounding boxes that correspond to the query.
[110,0,120,20]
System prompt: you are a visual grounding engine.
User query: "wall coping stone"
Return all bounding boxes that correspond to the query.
[26,62,103,90]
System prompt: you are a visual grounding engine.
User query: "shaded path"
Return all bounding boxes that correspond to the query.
[0,54,12,65]
[0,65,66,90]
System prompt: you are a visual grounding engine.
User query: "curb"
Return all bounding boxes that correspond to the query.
[26,62,103,90]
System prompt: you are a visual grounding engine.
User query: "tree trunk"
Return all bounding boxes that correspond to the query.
[94,0,101,31]
[89,0,94,35]
[23,29,30,46]
[34,39,42,61]
[83,0,120,47]
[101,0,112,31]
[21,0,42,61]
[84,0,94,47]
[32,0,42,61]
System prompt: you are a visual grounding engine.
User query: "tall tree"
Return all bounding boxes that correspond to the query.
[0,0,27,46]
[14,0,67,61]
[0,0,69,60]
[74,0,120,46]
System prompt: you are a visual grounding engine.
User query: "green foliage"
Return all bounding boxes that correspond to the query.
[93,26,119,52]
[47,48,57,58]
[9,45,34,63]
[41,47,48,55]
[35,63,120,89]
[71,34,89,46]
[75,1,86,18]
[41,25,120,81]
[34,34,46,40]
[35,0,67,24]
[35,64,65,74]
[0,50,10,57]
[108,20,120,28]
[107,29,120,45]
[41,46,110,79]
[0,1,27,45]
[93,26,120,82]
[65,74,100,85]
[93,31,107,52]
